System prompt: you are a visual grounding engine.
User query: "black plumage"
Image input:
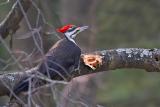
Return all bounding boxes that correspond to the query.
[13,38,81,95]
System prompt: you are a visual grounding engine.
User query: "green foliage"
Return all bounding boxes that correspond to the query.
[97,0,160,48]
[0,1,12,21]
[95,1,160,106]
[0,0,160,106]
[97,70,160,106]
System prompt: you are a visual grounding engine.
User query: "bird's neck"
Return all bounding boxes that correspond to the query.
[66,36,77,45]
[64,33,77,45]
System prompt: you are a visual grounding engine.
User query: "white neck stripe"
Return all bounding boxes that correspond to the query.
[66,36,77,45]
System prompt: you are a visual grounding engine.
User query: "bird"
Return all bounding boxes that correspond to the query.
[13,24,88,95]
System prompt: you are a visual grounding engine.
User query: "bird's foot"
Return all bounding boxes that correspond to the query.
[74,66,81,74]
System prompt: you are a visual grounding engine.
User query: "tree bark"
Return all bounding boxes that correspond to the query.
[1,48,159,107]
[0,1,160,107]
[0,0,31,39]
[0,48,159,97]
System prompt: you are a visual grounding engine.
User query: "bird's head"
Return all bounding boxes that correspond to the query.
[56,24,88,40]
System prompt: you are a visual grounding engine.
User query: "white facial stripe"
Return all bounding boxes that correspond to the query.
[65,28,79,38]
[72,28,80,35]
[64,26,88,44]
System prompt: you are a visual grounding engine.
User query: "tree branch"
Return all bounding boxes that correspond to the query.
[0,48,159,97]
[0,1,160,107]
[0,0,31,39]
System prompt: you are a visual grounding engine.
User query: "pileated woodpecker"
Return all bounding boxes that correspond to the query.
[13,24,88,95]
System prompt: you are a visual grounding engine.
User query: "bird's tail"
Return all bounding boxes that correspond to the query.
[13,76,45,97]
[13,77,30,95]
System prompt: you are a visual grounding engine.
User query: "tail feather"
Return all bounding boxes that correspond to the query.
[13,77,29,95]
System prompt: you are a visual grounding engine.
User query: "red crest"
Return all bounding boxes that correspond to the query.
[56,24,74,33]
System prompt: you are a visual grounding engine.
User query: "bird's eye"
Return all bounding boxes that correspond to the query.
[69,27,72,30]
[68,26,77,32]
[77,29,80,32]
[70,25,76,29]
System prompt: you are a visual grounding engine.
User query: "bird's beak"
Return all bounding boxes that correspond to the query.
[79,26,88,32]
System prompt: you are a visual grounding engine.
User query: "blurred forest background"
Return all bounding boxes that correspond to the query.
[0,0,160,107]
